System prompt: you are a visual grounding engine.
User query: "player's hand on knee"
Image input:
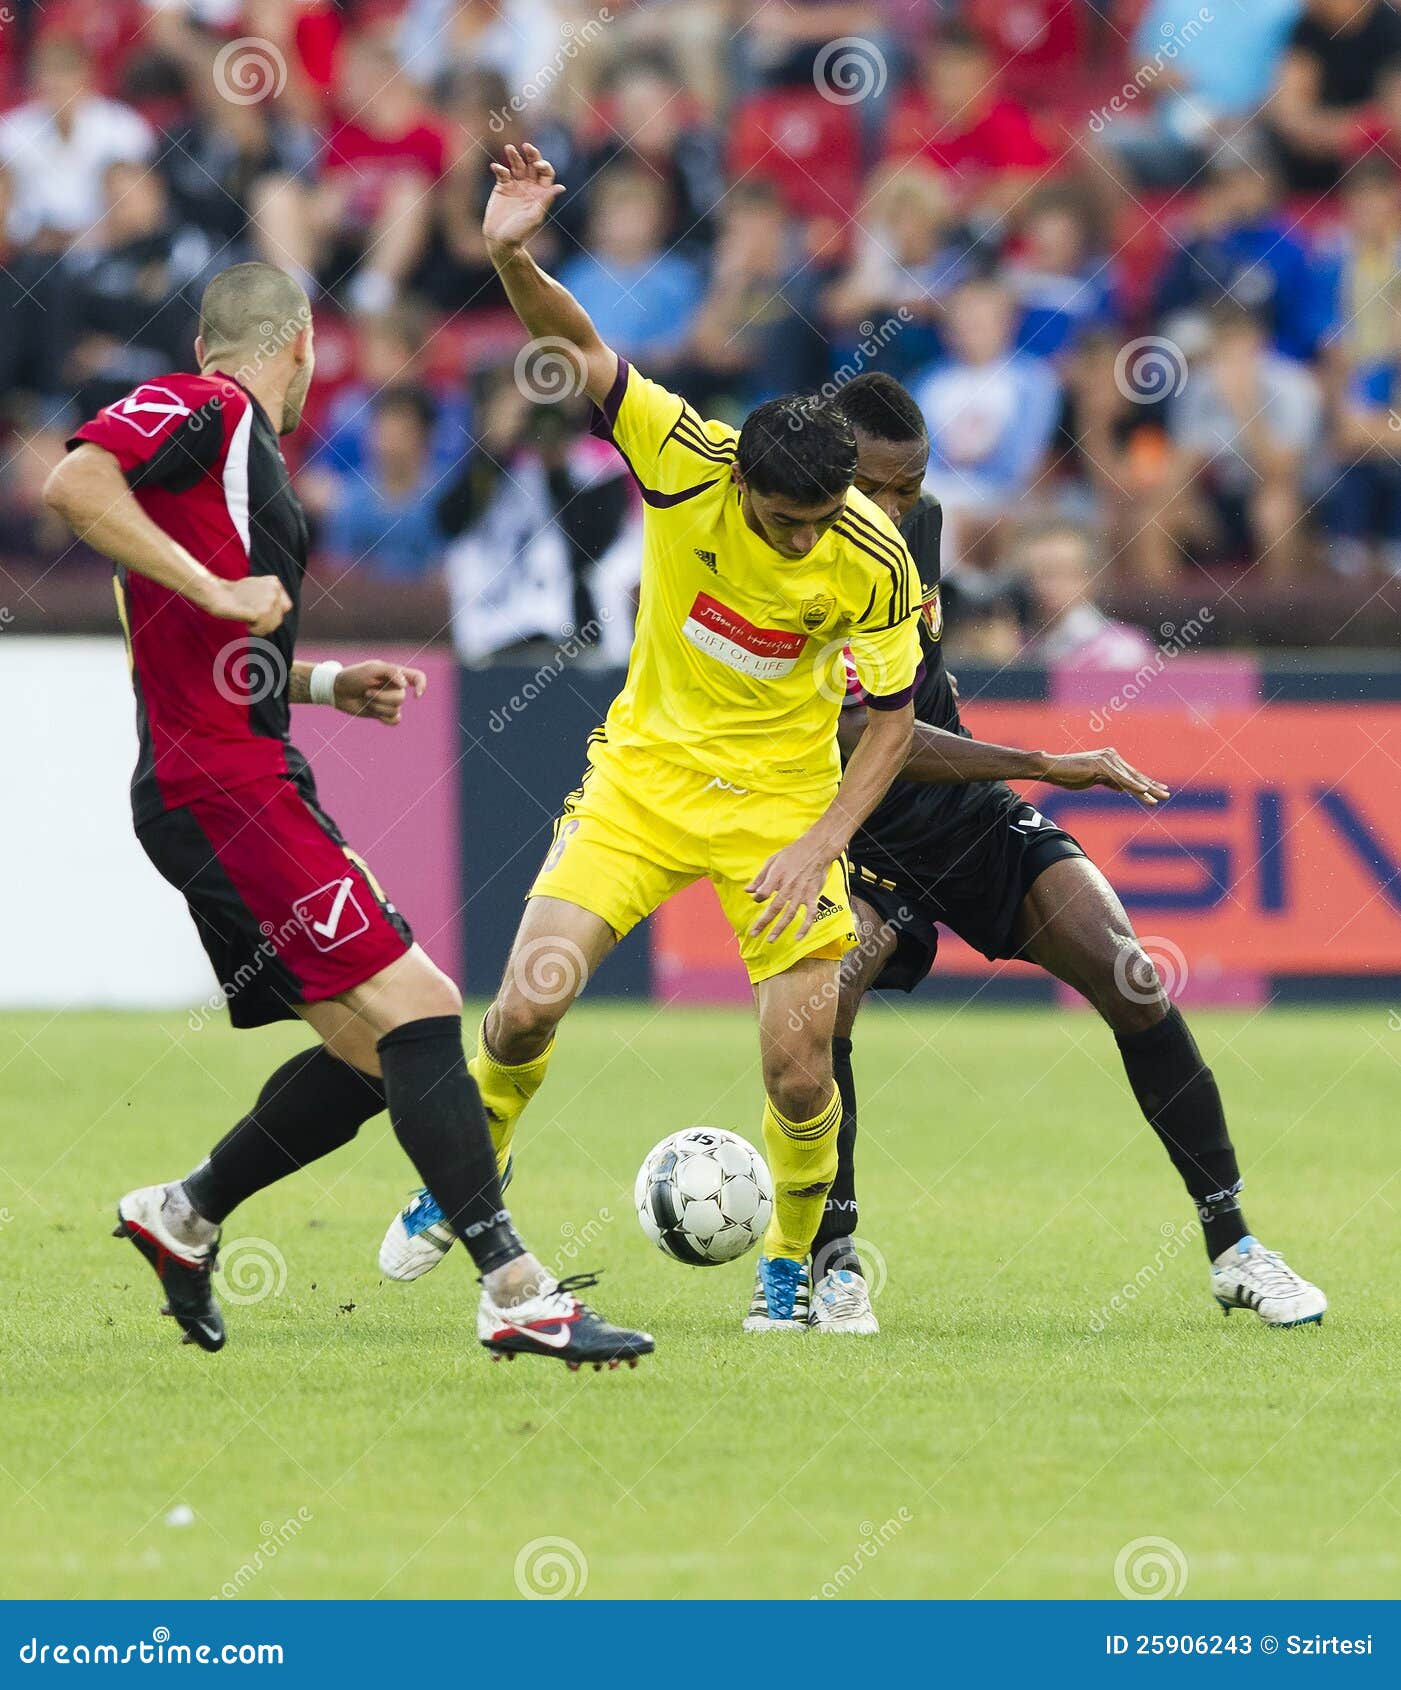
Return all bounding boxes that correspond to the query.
[333,661,428,725]
[1042,750,1170,807]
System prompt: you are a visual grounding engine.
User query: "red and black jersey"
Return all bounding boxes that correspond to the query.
[69,371,312,825]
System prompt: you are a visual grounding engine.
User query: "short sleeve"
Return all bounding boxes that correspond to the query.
[592,359,737,502]
[846,613,922,711]
[69,382,224,490]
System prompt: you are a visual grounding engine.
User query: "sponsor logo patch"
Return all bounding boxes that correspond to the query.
[293,875,370,952]
[682,591,808,679]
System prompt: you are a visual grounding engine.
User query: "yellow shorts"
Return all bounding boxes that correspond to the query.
[529,737,857,985]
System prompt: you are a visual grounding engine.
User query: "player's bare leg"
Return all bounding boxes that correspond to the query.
[1014,856,1325,1327]
[378,899,618,1281]
[742,955,844,1331]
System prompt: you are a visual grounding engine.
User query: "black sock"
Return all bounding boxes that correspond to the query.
[1115,1007,1247,1259]
[376,1016,525,1276]
[183,1046,386,1224]
[810,1036,861,1276]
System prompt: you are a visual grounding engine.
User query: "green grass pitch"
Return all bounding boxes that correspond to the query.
[1,1003,1396,1601]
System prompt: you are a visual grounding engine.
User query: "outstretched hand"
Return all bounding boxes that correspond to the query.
[484,143,565,252]
[1040,748,1170,806]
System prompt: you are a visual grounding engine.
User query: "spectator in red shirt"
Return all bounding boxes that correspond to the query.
[884,25,1055,223]
[313,31,447,311]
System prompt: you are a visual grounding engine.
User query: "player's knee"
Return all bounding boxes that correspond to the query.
[1090,939,1166,1034]
[490,983,565,1059]
[763,1044,835,1125]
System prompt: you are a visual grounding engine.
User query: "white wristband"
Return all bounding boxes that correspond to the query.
[309,660,343,706]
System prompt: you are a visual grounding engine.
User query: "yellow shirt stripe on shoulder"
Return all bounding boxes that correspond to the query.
[833,520,909,628]
[667,408,739,466]
[838,505,914,622]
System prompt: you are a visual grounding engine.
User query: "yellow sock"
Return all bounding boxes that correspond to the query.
[468,1019,554,1175]
[760,1083,841,1261]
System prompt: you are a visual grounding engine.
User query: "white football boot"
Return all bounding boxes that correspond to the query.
[378,1158,514,1282]
[1211,1236,1327,1327]
[808,1267,879,1335]
[378,1188,455,1281]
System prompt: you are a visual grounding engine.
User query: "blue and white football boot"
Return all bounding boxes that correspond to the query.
[742,1256,810,1332]
[1211,1236,1326,1327]
[378,1159,513,1282]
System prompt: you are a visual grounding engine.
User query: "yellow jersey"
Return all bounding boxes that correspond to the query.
[595,360,923,799]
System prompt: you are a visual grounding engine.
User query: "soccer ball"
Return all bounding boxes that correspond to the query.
[634,1128,773,1266]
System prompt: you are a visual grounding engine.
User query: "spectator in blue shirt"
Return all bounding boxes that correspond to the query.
[558,165,704,372]
[912,278,1062,568]
[323,387,447,582]
[1003,184,1116,362]
[1154,147,1328,363]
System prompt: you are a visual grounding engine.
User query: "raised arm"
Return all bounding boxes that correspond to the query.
[485,143,619,405]
[43,443,290,634]
[486,144,619,403]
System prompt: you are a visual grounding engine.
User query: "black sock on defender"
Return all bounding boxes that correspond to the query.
[376,1016,525,1275]
[1114,1007,1247,1260]
[183,1045,386,1224]
[810,1035,861,1276]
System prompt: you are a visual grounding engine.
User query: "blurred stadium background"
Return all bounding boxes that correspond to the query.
[4,0,1401,1010]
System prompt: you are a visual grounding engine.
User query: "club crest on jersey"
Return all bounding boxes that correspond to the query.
[920,584,943,641]
[799,593,836,632]
[110,385,193,437]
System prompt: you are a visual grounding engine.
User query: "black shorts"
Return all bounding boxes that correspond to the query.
[849,793,1085,992]
[137,776,413,1029]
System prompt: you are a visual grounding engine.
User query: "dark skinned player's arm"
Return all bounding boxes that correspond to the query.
[837,705,1170,806]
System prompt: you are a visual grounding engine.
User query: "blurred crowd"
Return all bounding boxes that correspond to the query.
[5,0,1401,663]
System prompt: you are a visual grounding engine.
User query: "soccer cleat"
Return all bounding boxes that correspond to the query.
[379,1188,454,1281]
[742,1256,809,1332]
[1211,1236,1327,1328]
[478,1271,654,1368]
[809,1267,879,1335]
[113,1185,225,1352]
[378,1157,514,1282]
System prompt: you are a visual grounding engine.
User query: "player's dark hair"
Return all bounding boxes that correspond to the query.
[736,396,857,504]
[834,373,928,446]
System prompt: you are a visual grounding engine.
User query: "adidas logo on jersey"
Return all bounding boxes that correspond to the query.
[813,895,841,919]
[694,548,718,572]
